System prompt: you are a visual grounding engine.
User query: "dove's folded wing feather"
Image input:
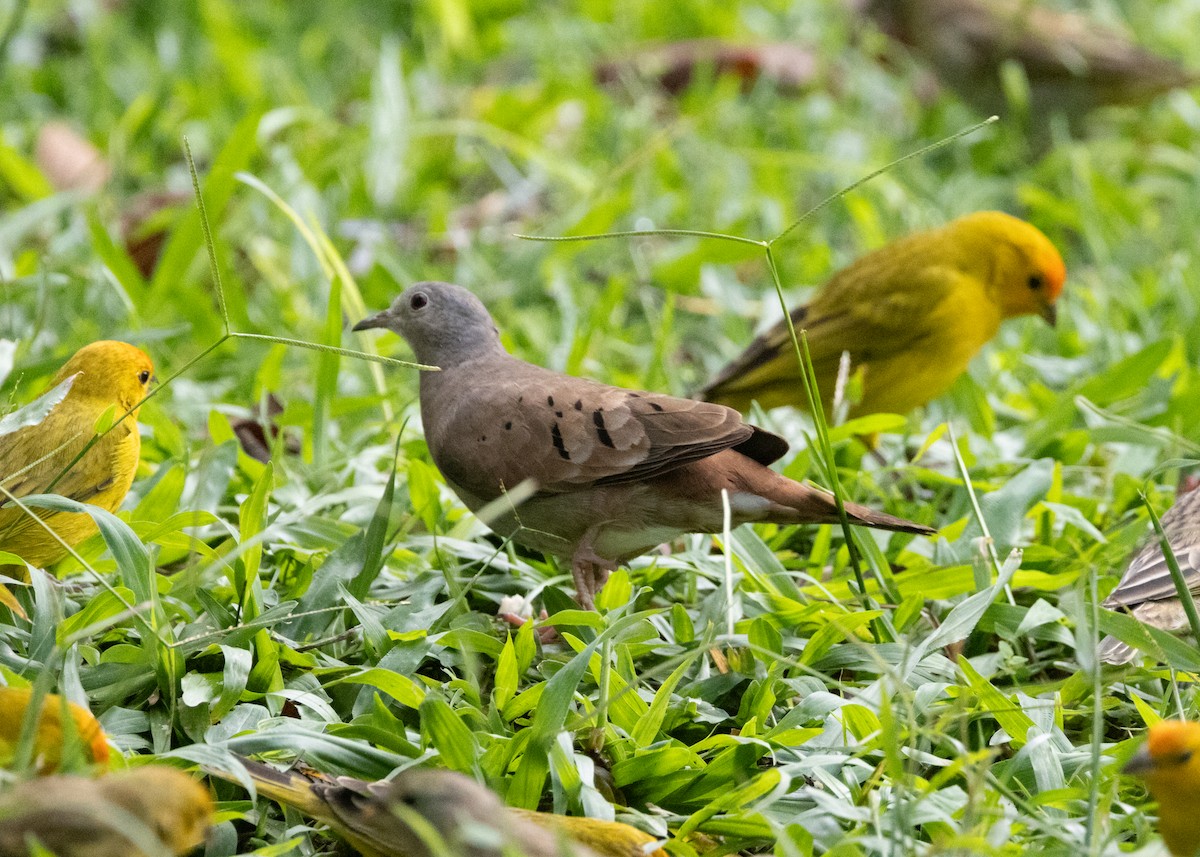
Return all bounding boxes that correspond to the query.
[425,358,788,499]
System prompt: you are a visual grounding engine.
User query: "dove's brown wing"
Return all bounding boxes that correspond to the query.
[422,356,789,501]
[1104,489,1200,608]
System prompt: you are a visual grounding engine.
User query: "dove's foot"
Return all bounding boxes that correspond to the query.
[571,540,616,610]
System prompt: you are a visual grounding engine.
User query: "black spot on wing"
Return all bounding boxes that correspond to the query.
[593,409,614,448]
[551,423,570,460]
[649,402,664,412]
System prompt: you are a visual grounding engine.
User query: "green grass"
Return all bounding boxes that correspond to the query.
[3,0,1200,854]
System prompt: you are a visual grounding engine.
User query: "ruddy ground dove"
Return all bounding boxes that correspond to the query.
[355,282,933,608]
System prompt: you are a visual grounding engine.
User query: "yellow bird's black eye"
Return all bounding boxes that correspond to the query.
[1028,274,1044,290]
[138,370,151,384]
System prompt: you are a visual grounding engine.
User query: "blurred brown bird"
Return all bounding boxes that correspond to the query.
[859,0,1197,127]
[1100,486,1200,664]
[0,765,213,857]
[212,756,665,857]
[595,39,819,95]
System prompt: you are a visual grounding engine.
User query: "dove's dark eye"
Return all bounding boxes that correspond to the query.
[1028,274,1044,291]
[410,292,429,311]
[138,370,151,384]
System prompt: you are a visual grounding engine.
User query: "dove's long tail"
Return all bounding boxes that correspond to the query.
[675,449,935,536]
[837,497,936,536]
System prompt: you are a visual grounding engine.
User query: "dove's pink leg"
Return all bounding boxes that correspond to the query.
[571,531,616,610]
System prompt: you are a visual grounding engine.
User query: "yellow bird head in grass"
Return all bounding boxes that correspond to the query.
[952,210,1066,326]
[0,766,214,857]
[1125,719,1200,857]
[50,340,155,415]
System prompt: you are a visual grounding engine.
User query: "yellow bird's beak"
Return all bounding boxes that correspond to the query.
[1123,745,1155,777]
[1040,302,1058,326]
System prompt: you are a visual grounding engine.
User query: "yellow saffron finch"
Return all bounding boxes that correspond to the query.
[0,686,109,774]
[698,211,1065,418]
[1124,720,1200,857]
[0,341,154,582]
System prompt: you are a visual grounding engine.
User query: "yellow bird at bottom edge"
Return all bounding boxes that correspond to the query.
[1124,720,1200,857]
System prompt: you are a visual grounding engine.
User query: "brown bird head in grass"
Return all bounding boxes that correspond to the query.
[213,755,660,857]
[353,285,503,369]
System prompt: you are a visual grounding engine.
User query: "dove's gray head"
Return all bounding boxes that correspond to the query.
[354,282,503,369]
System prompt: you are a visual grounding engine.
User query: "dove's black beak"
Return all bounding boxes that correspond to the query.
[353,309,392,332]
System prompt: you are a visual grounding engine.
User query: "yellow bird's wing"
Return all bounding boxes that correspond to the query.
[702,261,961,409]
[0,416,100,502]
[0,406,134,554]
